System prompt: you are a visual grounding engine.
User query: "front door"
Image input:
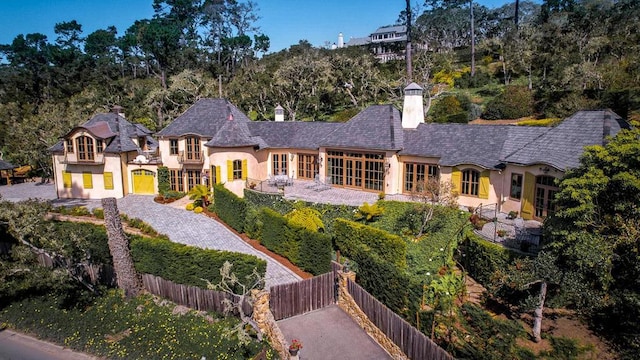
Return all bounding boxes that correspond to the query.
[345,158,363,188]
[534,175,558,218]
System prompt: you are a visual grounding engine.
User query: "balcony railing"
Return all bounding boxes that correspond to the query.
[178,150,204,164]
[131,149,163,165]
[62,152,105,165]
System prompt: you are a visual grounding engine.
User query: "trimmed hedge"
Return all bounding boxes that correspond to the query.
[334,218,407,269]
[157,166,170,195]
[354,251,410,315]
[461,231,522,287]
[214,184,246,232]
[260,208,331,275]
[130,236,266,289]
[244,189,295,215]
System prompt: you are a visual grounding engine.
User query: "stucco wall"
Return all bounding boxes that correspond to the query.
[54,154,125,199]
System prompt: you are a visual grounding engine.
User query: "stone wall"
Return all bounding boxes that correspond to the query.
[336,271,409,360]
[251,290,289,359]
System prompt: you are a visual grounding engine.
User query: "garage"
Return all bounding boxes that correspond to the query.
[132,169,155,194]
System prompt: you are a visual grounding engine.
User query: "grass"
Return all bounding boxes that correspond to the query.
[0,290,274,360]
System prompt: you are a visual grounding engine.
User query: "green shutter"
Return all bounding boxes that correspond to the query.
[241,159,248,180]
[479,170,490,199]
[63,171,72,188]
[450,167,461,195]
[521,172,536,220]
[227,160,233,180]
[104,172,114,190]
[82,172,93,189]
[215,166,221,184]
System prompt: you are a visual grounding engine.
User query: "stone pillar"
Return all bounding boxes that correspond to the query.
[251,290,289,359]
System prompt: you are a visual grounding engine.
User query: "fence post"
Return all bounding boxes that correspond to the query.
[251,289,288,360]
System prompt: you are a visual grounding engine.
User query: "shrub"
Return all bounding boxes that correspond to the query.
[460,231,522,287]
[163,190,185,200]
[194,206,203,214]
[243,189,294,215]
[157,166,170,195]
[130,236,266,289]
[482,85,534,119]
[517,118,561,127]
[284,207,324,232]
[214,185,246,232]
[186,203,195,211]
[260,208,331,275]
[334,218,406,269]
[354,202,384,222]
[92,208,104,219]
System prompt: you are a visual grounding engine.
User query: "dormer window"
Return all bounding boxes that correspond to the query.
[76,136,95,161]
[96,140,104,153]
[66,139,74,153]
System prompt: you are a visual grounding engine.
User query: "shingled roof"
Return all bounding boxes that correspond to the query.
[502,110,628,170]
[51,111,156,154]
[248,122,341,149]
[157,98,251,138]
[320,105,403,151]
[206,115,261,148]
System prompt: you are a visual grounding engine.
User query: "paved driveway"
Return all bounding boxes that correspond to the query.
[0,183,301,288]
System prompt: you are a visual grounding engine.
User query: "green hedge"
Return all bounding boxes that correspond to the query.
[353,251,410,315]
[462,231,521,287]
[334,218,407,269]
[157,166,170,194]
[260,208,331,275]
[244,189,295,215]
[214,184,246,232]
[130,236,266,289]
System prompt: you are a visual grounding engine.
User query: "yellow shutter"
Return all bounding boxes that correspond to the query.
[521,172,536,220]
[82,172,93,189]
[63,171,72,188]
[215,166,221,184]
[241,159,248,180]
[104,172,114,190]
[479,170,490,199]
[227,160,233,180]
[450,167,461,195]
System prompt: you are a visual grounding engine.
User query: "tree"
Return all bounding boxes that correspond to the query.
[102,197,142,298]
[205,261,264,343]
[543,116,640,352]
[411,177,458,237]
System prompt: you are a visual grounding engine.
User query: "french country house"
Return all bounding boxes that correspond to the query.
[50,84,628,220]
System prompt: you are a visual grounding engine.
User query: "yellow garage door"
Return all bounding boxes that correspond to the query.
[132,170,155,194]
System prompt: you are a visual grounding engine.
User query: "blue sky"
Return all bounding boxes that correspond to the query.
[0,0,518,54]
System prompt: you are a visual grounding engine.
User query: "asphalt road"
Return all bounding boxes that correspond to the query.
[0,329,97,360]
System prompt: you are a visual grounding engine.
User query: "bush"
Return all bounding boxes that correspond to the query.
[92,208,104,219]
[460,231,522,287]
[130,236,266,289]
[214,185,246,232]
[194,206,203,213]
[284,207,324,232]
[186,203,195,211]
[334,218,406,269]
[260,208,331,275]
[157,166,170,195]
[517,118,561,127]
[482,85,534,120]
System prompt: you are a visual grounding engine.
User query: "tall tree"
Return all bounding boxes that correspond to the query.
[102,197,142,299]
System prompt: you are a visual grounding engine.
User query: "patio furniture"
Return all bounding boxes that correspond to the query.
[274,174,289,187]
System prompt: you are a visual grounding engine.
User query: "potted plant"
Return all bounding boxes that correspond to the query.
[507,210,519,220]
[496,229,507,237]
[289,339,303,356]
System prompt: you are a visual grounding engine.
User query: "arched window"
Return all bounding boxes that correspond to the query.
[461,169,480,196]
[76,136,94,161]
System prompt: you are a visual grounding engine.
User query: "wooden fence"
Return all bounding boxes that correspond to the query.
[141,273,251,315]
[269,271,336,320]
[347,279,454,360]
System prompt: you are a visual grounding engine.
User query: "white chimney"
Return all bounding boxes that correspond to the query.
[402,83,424,129]
[338,32,344,48]
[275,105,285,122]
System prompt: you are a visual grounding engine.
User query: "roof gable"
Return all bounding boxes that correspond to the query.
[157,98,250,138]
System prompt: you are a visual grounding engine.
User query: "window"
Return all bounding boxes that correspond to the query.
[510,173,523,199]
[185,137,200,161]
[169,169,183,192]
[65,139,74,153]
[233,160,242,180]
[272,153,287,175]
[138,137,147,150]
[461,169,480,196]
[170,139,178,155]
[96,140,104,153]
[404,163,439,193]
[297,154,317,180]
[104,172,114,190]
[186,170,201,191]
[326,150,385,191]
[76,136,94,161]
[62,171,72,188]
[82,172,93,189]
